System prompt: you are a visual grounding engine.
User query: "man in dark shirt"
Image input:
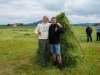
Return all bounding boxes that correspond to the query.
[86,25,93,42]
[49,17,65,71]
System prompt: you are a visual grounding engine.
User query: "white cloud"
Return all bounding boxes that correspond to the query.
[0,0,100,24]
[37,0,66,11]
[68,14,100,23]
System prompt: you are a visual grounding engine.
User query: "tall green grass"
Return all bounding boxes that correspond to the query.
[0,26,100,75]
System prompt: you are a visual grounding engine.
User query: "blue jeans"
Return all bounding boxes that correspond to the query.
[50,44,61,56]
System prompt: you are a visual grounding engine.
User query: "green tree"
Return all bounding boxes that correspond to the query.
[7,24,10,26]
[18,23,23,26]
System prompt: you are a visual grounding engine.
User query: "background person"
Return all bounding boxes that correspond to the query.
[86,25,93,42]
[96,23,100,41]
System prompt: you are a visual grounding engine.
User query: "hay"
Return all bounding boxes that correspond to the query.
[56,12,79,67]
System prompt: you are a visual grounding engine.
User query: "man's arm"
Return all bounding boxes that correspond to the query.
[56,27,66,34]
[34,24,41,35]
[55,23,62,32]
[55,23,65,33]
[55,26,65,34]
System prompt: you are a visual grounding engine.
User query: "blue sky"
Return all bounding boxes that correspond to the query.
[0,0,100,25]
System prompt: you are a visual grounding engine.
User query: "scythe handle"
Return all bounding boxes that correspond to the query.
[72,31,85,55]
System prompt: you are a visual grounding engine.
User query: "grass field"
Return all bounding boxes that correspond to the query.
[0,26,100,75]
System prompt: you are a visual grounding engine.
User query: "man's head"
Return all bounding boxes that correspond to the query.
[88,24,90,27]
[51,17,56,24]
[43,16,48,23]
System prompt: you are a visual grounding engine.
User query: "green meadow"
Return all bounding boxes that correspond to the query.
[0,26,100,75]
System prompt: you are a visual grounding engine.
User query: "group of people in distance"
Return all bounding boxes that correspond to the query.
[86,23,100,42]
[34,16,65,71]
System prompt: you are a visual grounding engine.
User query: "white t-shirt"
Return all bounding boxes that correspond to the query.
[34,23,51,39]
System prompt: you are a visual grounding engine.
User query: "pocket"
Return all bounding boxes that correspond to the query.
[56,44,60,46]
[38,39,42,45]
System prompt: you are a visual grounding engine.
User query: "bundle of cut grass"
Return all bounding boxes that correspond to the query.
[56,12,79,67]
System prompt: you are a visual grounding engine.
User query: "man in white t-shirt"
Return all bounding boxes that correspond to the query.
[34,16,51,68]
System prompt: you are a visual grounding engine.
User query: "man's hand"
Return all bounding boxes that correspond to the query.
[55,23,62,32]
[57,23,62,28]
[38,30,41,35]
[55,27,58,32]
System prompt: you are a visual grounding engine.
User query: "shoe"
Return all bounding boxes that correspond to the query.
[41,64,46,68]
[52,61,57,66]
[59,63,64,71]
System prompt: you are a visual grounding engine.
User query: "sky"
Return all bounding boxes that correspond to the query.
[0,0,100,25]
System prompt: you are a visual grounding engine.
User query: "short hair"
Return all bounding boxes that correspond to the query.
[43,15,48,20]
[51,17,56,20]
